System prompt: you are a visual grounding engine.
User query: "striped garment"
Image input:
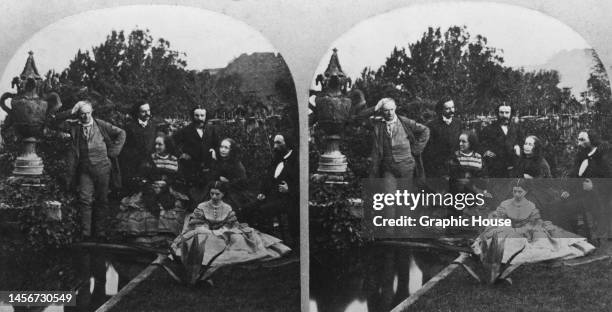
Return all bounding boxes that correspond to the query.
[151,153,179,173]
[454,151,483,171]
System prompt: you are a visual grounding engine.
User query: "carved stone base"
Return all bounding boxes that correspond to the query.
[6,175,47,187]
[311,171,352,185]
[318,153,348,173]
[317,134,348,173]
[13,137,44,176]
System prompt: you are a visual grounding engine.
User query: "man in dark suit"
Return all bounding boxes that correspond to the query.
[173,106,219,189]
[479,104,522,178]
[50,101,126,238]
[559,130,611,246]
[423,96,462,178]
[247,133,299,245]
[120,102,157,191]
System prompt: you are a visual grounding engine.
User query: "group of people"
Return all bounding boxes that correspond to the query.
[50,100,297,269]
[365,96,611,263]
[367,96,555,184]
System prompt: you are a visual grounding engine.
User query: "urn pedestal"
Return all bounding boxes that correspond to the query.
[315,94,351,177]
[13,137,44,176]
[317,134,348,174]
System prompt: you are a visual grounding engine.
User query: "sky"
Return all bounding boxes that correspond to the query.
[312,2,592,88]
[0,5,277,91]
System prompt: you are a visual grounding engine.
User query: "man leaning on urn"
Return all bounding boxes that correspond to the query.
[50,101,126,239]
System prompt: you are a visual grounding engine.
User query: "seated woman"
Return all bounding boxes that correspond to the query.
[171,181,290,270]
[510,135,563,221]
[512,135,552,179]
[447,131,489,217]
[116,134,188,238]
[472,179,594,264]
[210,138,255,218]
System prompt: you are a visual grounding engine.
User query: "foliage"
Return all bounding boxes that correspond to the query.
[0,128,78,250]
[57,28,297,124]
[0,180,78,251]
[0,248,82,291]
[164,234,224,285]
[354,26,592,115]
[309,175,368,252]
[62,29,191,117]
[458,233,525,285]
[587,50,612,112]
[309,129,370,251]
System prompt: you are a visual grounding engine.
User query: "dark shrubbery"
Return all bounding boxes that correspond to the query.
[0,134,78,251]
[309,123,373,252]
[309,175,366,252]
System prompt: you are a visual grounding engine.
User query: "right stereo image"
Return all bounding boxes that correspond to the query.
[308,3,612,312]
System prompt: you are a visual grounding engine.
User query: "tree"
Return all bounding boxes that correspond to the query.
[587,50,612,112]
[62,29,192,119]
[354,25,569,116]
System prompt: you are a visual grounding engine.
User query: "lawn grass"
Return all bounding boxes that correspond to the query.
[407,258,612,312]
[109,260,300,312]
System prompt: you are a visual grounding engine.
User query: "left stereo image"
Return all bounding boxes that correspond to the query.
[0,5,300,312]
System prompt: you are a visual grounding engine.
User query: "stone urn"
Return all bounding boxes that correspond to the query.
[315,91,351,173]
[0,52,62,176]
[314,48,355,174]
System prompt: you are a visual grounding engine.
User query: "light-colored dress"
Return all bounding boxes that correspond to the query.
[171,200,291,266]
[472,198,595,264]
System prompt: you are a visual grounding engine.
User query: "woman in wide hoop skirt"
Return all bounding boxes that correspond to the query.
[472,179,595,264]
[171,180,291,268]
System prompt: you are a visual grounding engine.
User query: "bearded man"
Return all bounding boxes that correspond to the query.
[479,104,522,178]
[559,130,612,246]
[173,106,219,189]
[246,134,299,246]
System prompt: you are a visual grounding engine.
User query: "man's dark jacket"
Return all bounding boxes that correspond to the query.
[568,145,612,197]
[479,120,522,177]
[120,119,157,178]
[369,115,430,178]
[260,149,298,203]
[50,111,126,189]
[172,123,219,169]
[423,117,462,177]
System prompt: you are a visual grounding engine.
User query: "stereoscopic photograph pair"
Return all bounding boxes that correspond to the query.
[0,2,611,312]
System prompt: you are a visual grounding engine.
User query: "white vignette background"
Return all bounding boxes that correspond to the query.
[1,1,612,311]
